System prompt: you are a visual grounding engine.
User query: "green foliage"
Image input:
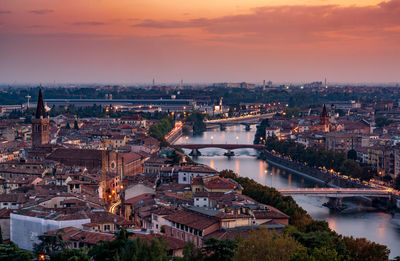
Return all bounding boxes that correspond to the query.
[0,242,33,261]
[89,229,168,261]
[347,149,357,160]
[340,160,361,178]
[234,228,301,261]
[375,117,394,127]
[50,248,90,261]
[203,238,238,261]
[284,107,301,118]
[395,175,400,190]
[73,120,79,130]
[265,136,373,180]
[168,150,182,165]
[0,227,3,245]
[342,236,390,261]
[33,233,66,256]
[185,111,206,135]
[180,242,203,261]
[253,119,269,144]
[149,117,175,141]
[220,169,312,228]
[219,169,390,261]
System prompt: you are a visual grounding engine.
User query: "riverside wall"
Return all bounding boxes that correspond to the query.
[261,150,370,189]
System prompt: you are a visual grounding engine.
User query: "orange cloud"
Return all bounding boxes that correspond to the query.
[134,0,400,46]
[1,0,400,83]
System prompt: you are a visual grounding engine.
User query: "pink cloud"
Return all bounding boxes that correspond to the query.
[134,0,400,44]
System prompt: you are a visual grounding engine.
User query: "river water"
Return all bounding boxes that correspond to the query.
[176,125,400,258]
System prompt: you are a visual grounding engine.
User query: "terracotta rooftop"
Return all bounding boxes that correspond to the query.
[46,227,114,244]
[204,177,241,190]
[164,209,218,230]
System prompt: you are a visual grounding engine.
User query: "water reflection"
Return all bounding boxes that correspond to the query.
[176,126,400,258]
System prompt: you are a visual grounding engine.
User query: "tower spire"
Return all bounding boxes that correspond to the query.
[35,88,46,119]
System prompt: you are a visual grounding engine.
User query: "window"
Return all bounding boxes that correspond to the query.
[183,177,186,182]
[104,225,111,231]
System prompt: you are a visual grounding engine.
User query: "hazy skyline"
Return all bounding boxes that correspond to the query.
[1,0,400,84]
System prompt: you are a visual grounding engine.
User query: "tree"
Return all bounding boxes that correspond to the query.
[0,242,33,261]
[254,119,269,144]
[375,117,393,127]
[0,227,3,244]
[185,111,206,135]
[33,233,66,257]
[50,248,90,261]
[289,247,314,261]
[311,247,340,261]
[342,236,390,261]
[181,242,203,261]
[340,159,362,179]
[89,229,169,261]
[360,166,375,182]
[395,175,400,190]
[234,228,301,261]
[203,238,238,261]
[382,175,393,183]
[73,120,79,130]
[347,149,357,160]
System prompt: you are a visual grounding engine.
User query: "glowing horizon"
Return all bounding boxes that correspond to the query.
[1,0,399,84]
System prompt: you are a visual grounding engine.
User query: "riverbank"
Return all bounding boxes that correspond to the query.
[260,150,371,189]
[175,126,400,258]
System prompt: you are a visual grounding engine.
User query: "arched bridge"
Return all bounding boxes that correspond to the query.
[173,144,265,150]
[278,188,392,198]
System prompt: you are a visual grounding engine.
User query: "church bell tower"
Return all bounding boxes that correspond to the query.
[32,89,50,148]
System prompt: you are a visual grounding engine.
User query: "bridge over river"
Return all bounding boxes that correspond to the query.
[278,188,392,198]
[204,113,275,130]
[278,188,394,209]
[172,143,264,156]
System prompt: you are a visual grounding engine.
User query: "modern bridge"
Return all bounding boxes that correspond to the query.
[278,188,392,198]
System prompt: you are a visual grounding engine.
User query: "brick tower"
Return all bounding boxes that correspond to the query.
[32,89,50,148]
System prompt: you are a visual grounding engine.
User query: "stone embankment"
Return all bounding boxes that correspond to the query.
[261,150,370,189]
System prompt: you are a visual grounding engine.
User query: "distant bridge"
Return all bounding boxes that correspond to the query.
[205,113,274,126]
[278,188,392,198]
[173,144,265,150]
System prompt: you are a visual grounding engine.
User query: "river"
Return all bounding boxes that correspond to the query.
[176,125,400,258]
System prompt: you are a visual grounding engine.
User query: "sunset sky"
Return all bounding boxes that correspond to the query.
[1,0,399,84]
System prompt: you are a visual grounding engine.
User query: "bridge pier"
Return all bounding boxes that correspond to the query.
[189,149,201,157]
[224,150,235,157]
[245,125,251,131]
[324,197,344,211]
[219,124,226,131]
